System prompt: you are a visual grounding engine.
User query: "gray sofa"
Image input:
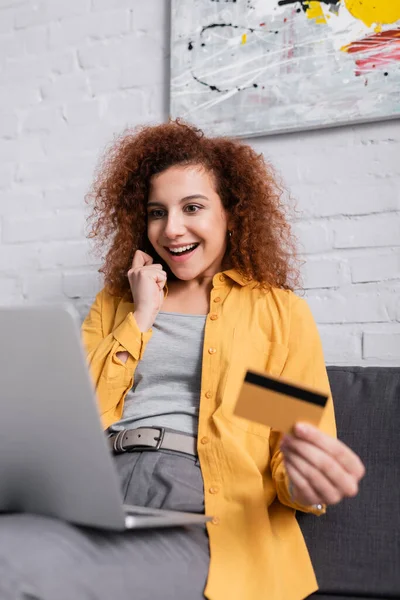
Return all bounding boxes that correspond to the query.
[298,367,400,600]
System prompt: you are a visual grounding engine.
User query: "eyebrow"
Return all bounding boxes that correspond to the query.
[147,194,210,207]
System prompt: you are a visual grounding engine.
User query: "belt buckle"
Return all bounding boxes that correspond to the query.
[150,426,165,451]
[113,430,127,453]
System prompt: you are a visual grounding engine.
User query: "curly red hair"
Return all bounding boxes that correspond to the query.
[86,120,300,297]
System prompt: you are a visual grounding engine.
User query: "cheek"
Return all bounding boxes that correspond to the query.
[202,229,228,256]
[195,215,227,240]
[147,222,159,244]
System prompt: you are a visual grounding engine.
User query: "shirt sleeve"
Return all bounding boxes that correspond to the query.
[81,288,152,427]
[269,294,337,515]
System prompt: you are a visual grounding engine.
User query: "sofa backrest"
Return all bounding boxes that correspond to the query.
[297,366,400,598]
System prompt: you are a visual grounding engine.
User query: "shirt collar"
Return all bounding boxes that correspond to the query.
[221,269,250,287]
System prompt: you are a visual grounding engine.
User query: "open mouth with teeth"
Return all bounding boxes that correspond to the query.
[166,243,200,256]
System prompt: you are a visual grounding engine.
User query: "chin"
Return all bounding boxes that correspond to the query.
[169,268,197,281]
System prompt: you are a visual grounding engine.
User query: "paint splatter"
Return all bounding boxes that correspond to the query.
[279,0,335,24]
[278,0,340,8]
[170,0,400,137]
[342,28,400,75]
[343,29,400,54]
[304,1,329,24]
[345,0,400,28]
[286,0,400,76]
[189,23,281,94]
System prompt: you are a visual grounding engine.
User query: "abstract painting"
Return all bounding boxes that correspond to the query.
[170,1,400,137]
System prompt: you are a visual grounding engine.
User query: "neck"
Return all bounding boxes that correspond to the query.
[168,276,214,295]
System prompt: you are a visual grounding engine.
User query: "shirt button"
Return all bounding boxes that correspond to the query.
[214,297,221,303]
[219,274,225,282]
[200,436,210,444]
[205,391,212,399]
[209,486,219,494]
[210,313,218,321]
[211,516,220,525]
[208,347,217,354]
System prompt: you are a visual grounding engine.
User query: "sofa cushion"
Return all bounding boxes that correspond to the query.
[298,367,400,598]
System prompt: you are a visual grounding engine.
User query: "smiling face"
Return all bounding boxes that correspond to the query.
[147,164,230,282]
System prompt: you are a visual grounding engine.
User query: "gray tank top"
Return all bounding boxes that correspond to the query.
[108,312,206,436]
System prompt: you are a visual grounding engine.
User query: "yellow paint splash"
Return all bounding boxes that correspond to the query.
[345,0,400,28]
[304,1,328,24]
[241,33,247,45]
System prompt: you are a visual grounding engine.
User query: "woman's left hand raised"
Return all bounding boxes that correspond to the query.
[280,422,366,507]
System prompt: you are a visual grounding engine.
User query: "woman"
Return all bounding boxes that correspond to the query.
[0,120,364,600]
[80,120,364,600]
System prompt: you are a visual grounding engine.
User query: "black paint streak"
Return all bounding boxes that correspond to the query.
[192,23,276,93]
[192,72,223,93]
[201,23,258,36]
[278,1,308,13]
[192,69,262,94]
[192,69,260,95]
[278,0,339,5]
[201,22,238,34]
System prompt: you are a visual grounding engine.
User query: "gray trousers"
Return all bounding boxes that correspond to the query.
[0,450,210,600]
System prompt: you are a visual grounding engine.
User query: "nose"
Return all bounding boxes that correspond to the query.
[163,211,186,239]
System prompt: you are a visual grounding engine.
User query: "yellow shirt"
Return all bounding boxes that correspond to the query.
[82,269,336,600]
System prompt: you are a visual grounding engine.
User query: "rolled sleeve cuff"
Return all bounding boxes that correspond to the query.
[112,312,152,361]
[276,467,327,516]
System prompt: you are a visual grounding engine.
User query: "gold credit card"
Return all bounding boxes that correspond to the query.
[234,369,329,433]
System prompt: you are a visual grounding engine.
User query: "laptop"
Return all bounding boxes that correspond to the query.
[0,304,211,531]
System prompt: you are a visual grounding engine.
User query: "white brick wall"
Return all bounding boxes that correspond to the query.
[252,120,400,366]
[0,0,399,365]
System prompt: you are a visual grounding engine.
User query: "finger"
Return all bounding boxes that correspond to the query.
[136,269,166,282]
[293,423,365,480]
[128,266,166,279]
[283,458,321,506]
[142,264,163,271]
[281,436,359,498]
[155,271,167,286]
[132,250,153,268]
[282,448,351,504]
[129,264,163,274]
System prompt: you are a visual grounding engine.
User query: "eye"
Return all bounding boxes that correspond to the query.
[184,204,201,214]
[148,209,166,219]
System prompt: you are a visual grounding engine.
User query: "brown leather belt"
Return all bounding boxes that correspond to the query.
[108,427,197,457]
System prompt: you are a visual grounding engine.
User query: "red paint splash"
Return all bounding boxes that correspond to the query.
[345,29,400,54]
[355,47,400,75]
[343,29,400,76]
